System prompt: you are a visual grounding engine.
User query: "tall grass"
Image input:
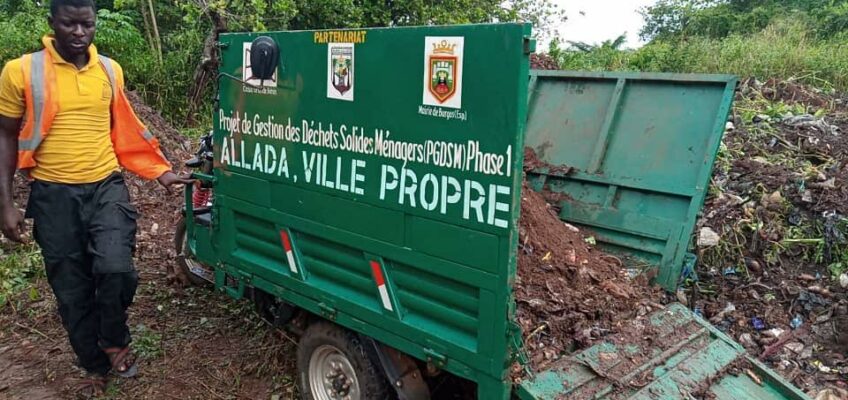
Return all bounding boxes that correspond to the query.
[558,19,848,91]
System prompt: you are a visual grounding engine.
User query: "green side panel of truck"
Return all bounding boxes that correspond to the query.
[525,71,737,290]
[186,23,809,399]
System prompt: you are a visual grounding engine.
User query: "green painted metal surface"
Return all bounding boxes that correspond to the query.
[184,24,808,398]
[516,303,810,400]
[193,23,532,399]
[524,71,738,290]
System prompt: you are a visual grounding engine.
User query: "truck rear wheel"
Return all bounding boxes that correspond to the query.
[297,321,392,400]
[174,216,214,287]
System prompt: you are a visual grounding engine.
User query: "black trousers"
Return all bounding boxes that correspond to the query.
[25,172,139,375]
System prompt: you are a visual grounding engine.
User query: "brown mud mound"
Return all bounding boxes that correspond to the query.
[515,179,663,373]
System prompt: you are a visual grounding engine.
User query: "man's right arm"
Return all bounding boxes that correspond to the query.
[0,59,25,242]
[0,115,23,242]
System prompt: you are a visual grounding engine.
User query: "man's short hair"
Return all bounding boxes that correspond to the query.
[50,0,96,16]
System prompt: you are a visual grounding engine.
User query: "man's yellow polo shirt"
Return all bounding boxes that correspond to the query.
[0,38,121,184]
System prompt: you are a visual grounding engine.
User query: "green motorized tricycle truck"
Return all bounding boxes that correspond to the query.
[175,23,811,399]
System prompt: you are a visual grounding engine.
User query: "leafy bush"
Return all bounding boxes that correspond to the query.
[0,244,44,307]
[555,18,848,91]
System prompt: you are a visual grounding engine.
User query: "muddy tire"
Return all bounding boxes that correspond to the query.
[174,216,213,287]
[297,321,392,400]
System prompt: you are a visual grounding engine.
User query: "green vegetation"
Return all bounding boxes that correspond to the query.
[0,0,561,128]
[550,1,848,92]
[0,242,44,307]
[132,323,163,359]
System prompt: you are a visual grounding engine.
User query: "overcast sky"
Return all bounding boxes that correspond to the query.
[541,0,659,51]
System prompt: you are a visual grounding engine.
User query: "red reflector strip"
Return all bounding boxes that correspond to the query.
[370,260,385,286]
[280,230,297,274]
[280,231,293,252]
[370,260,393,311]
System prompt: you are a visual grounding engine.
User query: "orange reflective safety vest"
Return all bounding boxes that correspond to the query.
[16,48,172,180]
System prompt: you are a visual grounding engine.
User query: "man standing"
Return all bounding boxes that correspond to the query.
[0,0,191,395]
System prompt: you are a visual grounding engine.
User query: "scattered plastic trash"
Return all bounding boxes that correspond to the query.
[765,328,785,338]
[710,303,737,324]
[693,307,704,319]
[753,114,771,123]
[790,315,803,329]
[798,290,829,312]
[738,333,757,348]
[785,342,805,354]
[814,388,848,400]
[751,317,766,331]
[698,227,720,247]
[723,267,737,276]
[781,114,840,135]
[801,190,813,203]
[811,360,833,373]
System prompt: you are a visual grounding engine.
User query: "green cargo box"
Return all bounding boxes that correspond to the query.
[182,22,809,399]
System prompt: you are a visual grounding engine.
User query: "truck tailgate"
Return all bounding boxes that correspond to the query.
[517,303,809,399]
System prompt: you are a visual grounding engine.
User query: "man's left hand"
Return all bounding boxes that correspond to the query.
[157,171,195,194]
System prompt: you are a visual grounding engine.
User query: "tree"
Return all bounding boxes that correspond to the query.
[2,0,565,126]
[639,0,848,41]
[567,33,627,52]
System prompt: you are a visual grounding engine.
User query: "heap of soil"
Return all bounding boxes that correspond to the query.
[530,53,559,71]
[514,150,664,374]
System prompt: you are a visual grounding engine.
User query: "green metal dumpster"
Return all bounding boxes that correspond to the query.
[181,22,809,399]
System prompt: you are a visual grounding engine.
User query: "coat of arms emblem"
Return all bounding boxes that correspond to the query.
[327,43,355,101]
[422,37,464,109]
[331,47,352,95]
[428,40,458,103]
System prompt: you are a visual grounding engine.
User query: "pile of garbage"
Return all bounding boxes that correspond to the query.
[526,56,847,395]
[691,78,848,395]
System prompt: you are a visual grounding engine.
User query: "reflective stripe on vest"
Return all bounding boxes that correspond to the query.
[96,55,154,141]
[98,54,116,97]
[19,51,46,151]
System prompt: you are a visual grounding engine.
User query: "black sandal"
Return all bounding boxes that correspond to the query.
[103,346,138,378]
